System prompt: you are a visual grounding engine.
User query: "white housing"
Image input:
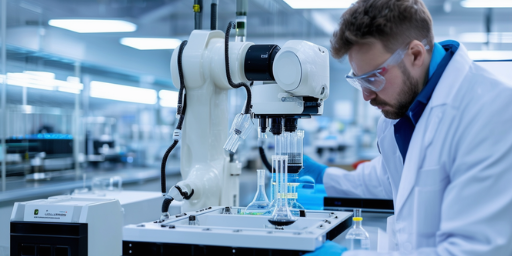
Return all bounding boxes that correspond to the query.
[273,40,330,100]
[170,30,249,212]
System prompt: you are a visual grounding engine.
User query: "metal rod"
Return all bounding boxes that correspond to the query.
[1,0,7,191]
[485,8,492,48]
[194,0,203,30]
[211,0,218,30]
[74,62,81,176]
[235,0,248,42]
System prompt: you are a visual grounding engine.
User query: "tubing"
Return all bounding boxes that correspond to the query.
[224,22,252,114]
[161,40,188,195]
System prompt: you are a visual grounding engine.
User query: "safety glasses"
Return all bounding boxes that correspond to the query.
[346,40,429,93]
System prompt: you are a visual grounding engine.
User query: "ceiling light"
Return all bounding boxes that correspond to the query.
[120,38,182,50]
[159,90,179,108]
[461,0,512,8]
[48,19,137,33]
[284,0,357,9]
[468,51,512,60]
[90,81,157,104]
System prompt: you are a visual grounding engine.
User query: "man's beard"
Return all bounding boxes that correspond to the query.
[371,62,422,120]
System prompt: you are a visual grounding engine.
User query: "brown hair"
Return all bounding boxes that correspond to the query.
[331,0,434,59]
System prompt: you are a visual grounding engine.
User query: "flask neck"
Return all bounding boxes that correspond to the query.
[254,170,268,202]
[353,220,363,229]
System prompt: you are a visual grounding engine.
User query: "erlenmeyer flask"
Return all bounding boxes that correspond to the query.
[244,169,270,215]
[268,155,296,227]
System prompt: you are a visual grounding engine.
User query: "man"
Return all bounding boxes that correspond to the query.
[301,0,512,255]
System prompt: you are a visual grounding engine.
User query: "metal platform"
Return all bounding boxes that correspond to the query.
[122,206,352,256]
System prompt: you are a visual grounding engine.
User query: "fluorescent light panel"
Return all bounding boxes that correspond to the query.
[90,81,157,104]
[49,19,137,33]
[461,0,512,8]
[159,90,179,108]
[120,38,182,50]
[468,51,512,60]
[284,0,357,9]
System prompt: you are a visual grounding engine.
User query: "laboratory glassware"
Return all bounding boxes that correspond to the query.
[345,208,370,250]
[268,155,296,226]
[287,172,305,216]
[283,130,306,216]
[244,169,270,215]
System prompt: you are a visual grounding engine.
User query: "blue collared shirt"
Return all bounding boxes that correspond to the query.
[393,41,460,162]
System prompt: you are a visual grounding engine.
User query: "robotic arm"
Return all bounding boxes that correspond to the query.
[160,22,329,218]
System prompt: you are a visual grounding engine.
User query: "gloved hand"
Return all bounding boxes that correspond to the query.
[303,241,348,256]
[299,155,328,184]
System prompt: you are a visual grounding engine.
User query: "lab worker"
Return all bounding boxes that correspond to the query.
[302,0,512,255]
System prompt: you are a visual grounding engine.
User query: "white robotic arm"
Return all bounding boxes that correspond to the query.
[161,23,329,216]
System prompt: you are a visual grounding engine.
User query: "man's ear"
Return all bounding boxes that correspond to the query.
[408,40,427,68]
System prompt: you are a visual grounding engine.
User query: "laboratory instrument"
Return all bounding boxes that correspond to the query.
[10,196,123,256]
[159,20,330,217]
[268,155,296,226]
[6,134,74,179]
[243,169,270,215]
[122,206,352,255]
[345,209,370,250]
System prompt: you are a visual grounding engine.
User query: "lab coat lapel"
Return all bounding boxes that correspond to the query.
[394,110,430,213]
[394,44,472,214]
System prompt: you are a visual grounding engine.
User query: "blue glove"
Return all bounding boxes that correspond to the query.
[299,155,328,184]
[303,241,348,255]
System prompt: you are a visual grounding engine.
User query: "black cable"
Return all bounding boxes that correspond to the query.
[161,40,188,195]
[224,21,252,115]
[162,197,174,213]
[177,41,188,116]
[161,141,179,194]
[259,146,273,172]
[175,185,195,200]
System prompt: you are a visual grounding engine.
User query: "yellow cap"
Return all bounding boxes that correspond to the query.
[353,217,363,221]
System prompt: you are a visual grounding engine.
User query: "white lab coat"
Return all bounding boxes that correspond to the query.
[324,43,512,255]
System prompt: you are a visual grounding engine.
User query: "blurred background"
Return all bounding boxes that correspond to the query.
[0,1,511,253]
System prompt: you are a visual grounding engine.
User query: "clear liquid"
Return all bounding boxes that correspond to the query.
[349,238,370,250]
[345,224,370,250]
[244,201,270,215]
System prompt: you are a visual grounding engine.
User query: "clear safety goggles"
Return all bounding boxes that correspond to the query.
[346,40,429,93]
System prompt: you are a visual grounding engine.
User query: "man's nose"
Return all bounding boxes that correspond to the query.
[362,88,376,101]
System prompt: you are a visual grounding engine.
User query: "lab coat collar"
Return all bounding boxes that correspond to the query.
[395,42,472,214]
[428,43,472,107]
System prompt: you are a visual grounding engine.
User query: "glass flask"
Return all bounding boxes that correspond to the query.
[268,155,296,227]
[345,209,370,250]
[244,169,270,215]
